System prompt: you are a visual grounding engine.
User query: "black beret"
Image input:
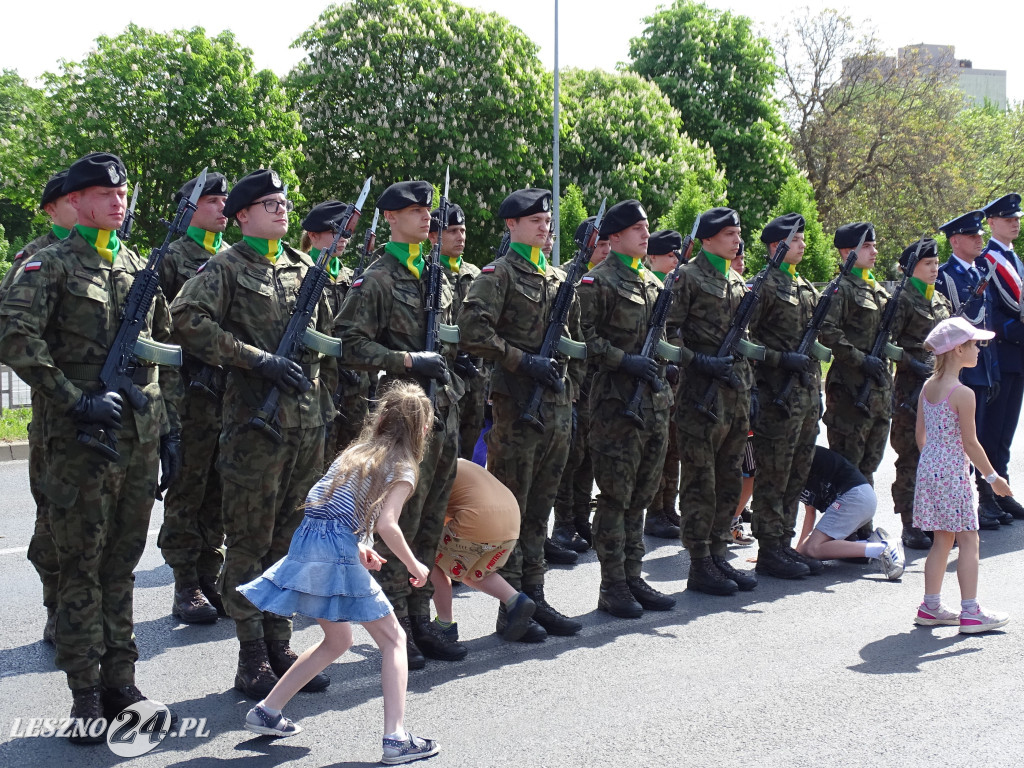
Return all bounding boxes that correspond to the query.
[939,210,985,238]
[696,207,741,239]
[429,203,466,233]
[599,199,648,238]
[63,152,127,194]
[223,168,286,219]
[898,238,939,269]
[982,193,1022,219]
[760,213,805,244]
[40,169,69,207]
[301,200,351,233]
[833,222,875,249]
[574,216,597,247]
[498,188,551,219]
[174,171,229,204]
[647,230,682,256]
[377,181,433,212]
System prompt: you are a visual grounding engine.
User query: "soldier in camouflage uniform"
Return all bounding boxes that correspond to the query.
[170,169,337,699]
[551,216,611,555]
[0,169,74,644]
[0,153,182,741]
[577,200,676,618]
[819,223,893,497]
[459,187,585,640]
[338,180,468,668]
[298,201,372,462]
[667,207,758,596]
[747,214,825,580]
[157,171,230,625]
[888,238,950,549]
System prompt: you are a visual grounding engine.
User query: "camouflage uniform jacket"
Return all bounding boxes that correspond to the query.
[324,264,370,398]
[666,251,755,398]
[819,273,893,396]
[0,230,62,298]
[168,240,337,429]
[457,251,585,405]
[578,255,672,410]
[891,284,950,411]
[0,228,180,443]
[158,234,226,303]
[337,250,464,407]
[748,266,822,397]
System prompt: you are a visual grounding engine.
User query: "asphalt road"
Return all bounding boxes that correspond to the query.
[1,437,1022,768]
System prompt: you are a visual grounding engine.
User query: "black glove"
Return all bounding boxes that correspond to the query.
[860,354,887,383]
[339,368,361,387]
[748,387,760,425]
[665,364,680,387]
[407,351,450,383]
[157,431,182,497]
[620,353,659,382]
[69,391,124,431]
[517,352,561,390]
[779,351,812,373]
[908,357,932,380]
[454,351,480,381]
[253,352,307,393]
[692,353,734,382]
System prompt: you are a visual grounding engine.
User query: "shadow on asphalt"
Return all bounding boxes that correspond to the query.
[849,629,988,675]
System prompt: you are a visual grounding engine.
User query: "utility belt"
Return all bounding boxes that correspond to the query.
[63,363,156,387]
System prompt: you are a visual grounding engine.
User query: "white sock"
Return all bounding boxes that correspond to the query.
[864,543,885,559]
[924,593,942,610]
[385,730,409,742]
[962,598,979,614]
[257,699,281,717]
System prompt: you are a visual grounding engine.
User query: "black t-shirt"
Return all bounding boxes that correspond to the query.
[800,446,868,512]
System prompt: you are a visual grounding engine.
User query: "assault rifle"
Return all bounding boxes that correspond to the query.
[694,222,800,423]
[772,230,867,415]
[353,207,379,279]
[519,199,605,433]
[76,171,203,460]
[249,177,371,442]
[954,260,992,319]
[494,230,511,260]
[117,183,140,242]
[622,216,699,429]
[853,233,926,414]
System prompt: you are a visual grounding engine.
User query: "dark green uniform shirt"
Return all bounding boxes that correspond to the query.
[748,266,822,396]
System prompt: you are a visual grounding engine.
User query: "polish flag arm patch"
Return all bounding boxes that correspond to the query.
[581,275,595,284]
[481,264,496,273]
[23,261,43,272]
[351,277,364,288]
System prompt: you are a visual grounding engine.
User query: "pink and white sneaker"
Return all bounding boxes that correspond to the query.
[959,606,1010,634]
[914,603,960,626]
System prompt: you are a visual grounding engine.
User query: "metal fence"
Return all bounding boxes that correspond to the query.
[0,365,32,414]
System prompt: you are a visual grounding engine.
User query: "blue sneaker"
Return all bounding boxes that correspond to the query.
[381,732,439,764]
[244,704,302,738]
[432,618,459,641]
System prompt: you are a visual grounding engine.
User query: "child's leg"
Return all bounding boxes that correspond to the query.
[362,612,408,737]
[429,566,454,624]
[735,475,754,519]
[263,620,353,711]
[463,571,517,602]
[923,530,956,596]
[954,530,980,601]
[800,530,869,560]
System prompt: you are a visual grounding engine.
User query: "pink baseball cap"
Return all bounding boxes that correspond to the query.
[924,317,994,354]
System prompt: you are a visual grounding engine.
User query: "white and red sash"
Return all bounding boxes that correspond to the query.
[982,243,1022,315]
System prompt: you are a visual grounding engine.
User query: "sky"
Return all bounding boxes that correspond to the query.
[3,0,1020,103]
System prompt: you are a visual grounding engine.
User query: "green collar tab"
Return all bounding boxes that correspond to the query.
[701,249,728,276]
[52,224,71,240]
[76,225,121,264]
[909,276,935,300]
[444,254,462,273]
[187,226,223,255]
[385,241,426,278]
[652,270,667,281]
[613,250,644,276]
[779,262,798,278]
[851,267,876,287]
[243,236,284,263]
[509,242,547,274]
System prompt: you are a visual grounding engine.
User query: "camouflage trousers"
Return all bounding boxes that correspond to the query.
[590,398,668,583]
[648,402,679,513]
[219,422,324,643]
[676,388,749,559]
[158,392,224,585]
[373,403,459,619]
[26,406,58,611]
[823,382,891,486]
[751,390,819,548]
[325,381,371,464]
[889,396,920,526]
[42,431,158,690]
[458,367,488,460]
[488,393,570,590]
[554,389,593,527]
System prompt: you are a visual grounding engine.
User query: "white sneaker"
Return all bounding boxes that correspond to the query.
[914,602,960,626]
[876,536,905,580]
[959,606,1010,634]
[867,527,888,544]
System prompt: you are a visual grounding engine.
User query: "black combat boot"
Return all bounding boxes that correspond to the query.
[522,584,582,635]
[687,555,738,595]
[574,514,594,546]
[755,546,809,579]
[597,580,643,619]
[712,554,758,590]
[978,483,1005,529]
[901,525,932,550]
[198,575,227,617]
[171,582,219,624]
[644,509,681,539]
[627,576,676,610]
[783,546,824,575]
[544,537,579,565]
[267,639,331,692]
[68,686,106,745]
[409,615,468,661]
[43,606,56,645]
[552,523,589,553]
[102,684,179,728]
[996,493,1024,519]
[234,639,280,699]
[397,616,426,670]
[496,604,547,642]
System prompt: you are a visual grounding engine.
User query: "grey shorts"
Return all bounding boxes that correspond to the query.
[814,483,877,541]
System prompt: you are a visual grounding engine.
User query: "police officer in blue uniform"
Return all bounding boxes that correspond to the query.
[936,209,1006,529]
[977,194,1024,522]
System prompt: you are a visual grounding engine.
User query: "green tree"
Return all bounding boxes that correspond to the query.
[745,174,833,282]
[0,223,9,280]
[288,0,551,262]
[556,183,587,263]
[0,70,53,249]
[656,164,729,242]
[629,1,796,237]
[37,25,305,247]
[557,68,723,228]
